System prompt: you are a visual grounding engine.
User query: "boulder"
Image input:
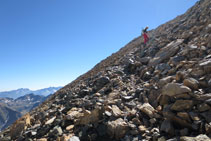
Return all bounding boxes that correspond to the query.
[171,100,194,111]
[94,76,110,91]
[107,118,129,140]
[162,83,191,97]
[66,107,101,125]
[183,78,199,90]
[158,76,174,87]
[111,105,122,117]
[138,103,156,118]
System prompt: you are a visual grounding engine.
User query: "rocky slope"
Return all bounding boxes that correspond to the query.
[1,0,211,140]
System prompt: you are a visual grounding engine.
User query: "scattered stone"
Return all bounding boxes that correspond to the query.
[111,105,122,117]
[176,71,186,82]
[105,111,112,117]
[138,103,156,118]
[138,125,147,133]
[183,78,199,90]
[66,125,74,131]
[45,116,56,125]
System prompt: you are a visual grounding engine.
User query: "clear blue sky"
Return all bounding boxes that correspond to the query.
[0,0,198,91]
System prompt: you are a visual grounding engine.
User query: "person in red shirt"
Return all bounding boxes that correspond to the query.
[142,26,149,44]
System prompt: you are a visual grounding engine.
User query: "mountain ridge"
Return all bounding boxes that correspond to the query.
[0,87,62,99]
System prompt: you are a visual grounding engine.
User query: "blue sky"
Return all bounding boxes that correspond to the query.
[0,0,198,91]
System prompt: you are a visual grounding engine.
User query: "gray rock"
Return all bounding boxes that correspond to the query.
[94,76,110,90]
[156,63,171,71]
[139,57,151,64]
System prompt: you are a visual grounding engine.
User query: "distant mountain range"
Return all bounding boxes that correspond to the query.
[0,87,62,99]
[0,93,51,131]
[0,87,62,131]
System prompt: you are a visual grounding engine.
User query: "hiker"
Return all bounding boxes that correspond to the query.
[142,26,149,44]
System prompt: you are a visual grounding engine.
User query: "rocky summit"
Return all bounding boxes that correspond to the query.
[1,0,211,140]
